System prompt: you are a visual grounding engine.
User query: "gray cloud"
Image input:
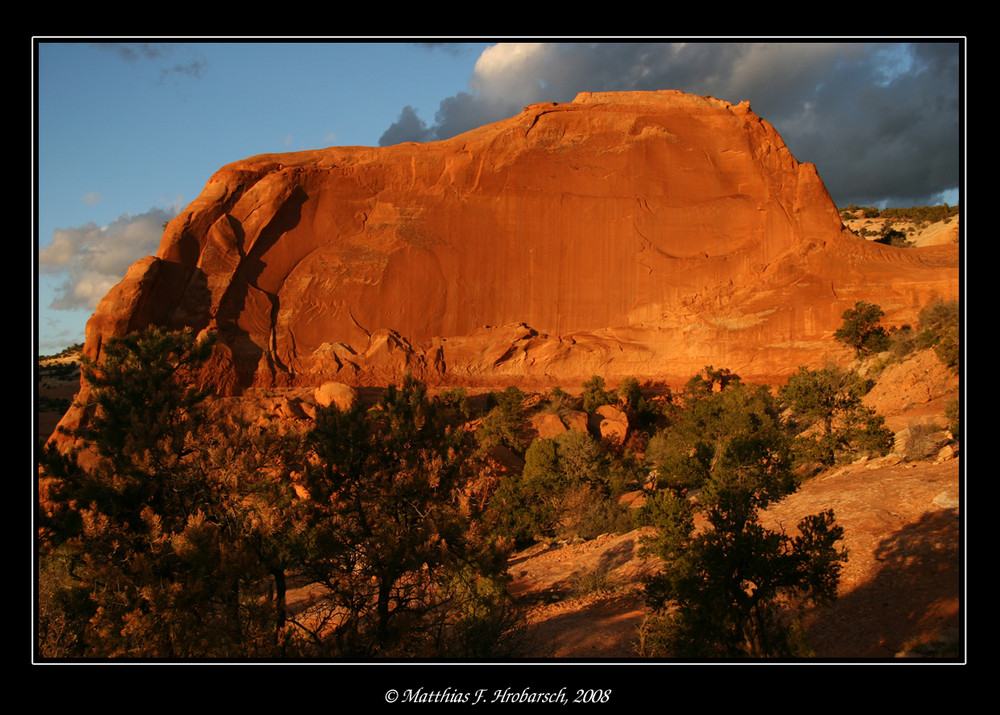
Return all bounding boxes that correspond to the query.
[94,42,208,83]
[39,207,176,311]
[379,42,961,207]
[413,42,473,55]
[94,42,174,62]
[159,59,207,82]
[379,106,436,146]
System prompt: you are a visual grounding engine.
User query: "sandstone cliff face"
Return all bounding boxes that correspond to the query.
[81,90,959,395]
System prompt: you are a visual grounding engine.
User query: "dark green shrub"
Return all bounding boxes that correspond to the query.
[437,386,470,422]
[617,377,643,410]
[888,325,919,360]
[840,407,895,460]
[945,397,960,440]
[640,447,845,657]
[582,375,615,413]
[645,429,713,492]
[834,301,891,357]
[683,365,741,400]
[575,498,634,541]
[476,386,529,454]
[646,378,784,493]
[780,365,892,467]
[485,430,626,545]
[917,298,960,371]
[873,225,914,247]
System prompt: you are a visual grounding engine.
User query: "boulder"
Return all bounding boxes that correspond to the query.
[561,410,589,433]
[314,382,358,411]
[531,412,568,439]
[593,404,629,445]
[71,90,959,400]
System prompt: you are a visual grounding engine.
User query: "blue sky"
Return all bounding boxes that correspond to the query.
[34,40,963,355]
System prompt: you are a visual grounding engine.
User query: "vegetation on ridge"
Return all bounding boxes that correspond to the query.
[839,203,959,224]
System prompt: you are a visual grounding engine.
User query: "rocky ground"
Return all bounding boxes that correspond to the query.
[506,455,960,659]
[505,529,659,658]
[503,346,962,660]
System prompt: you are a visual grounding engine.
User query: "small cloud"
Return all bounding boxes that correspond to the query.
[378,105,437,146]
[159,59,207,82]
[94,42,208,86]
[82,191,103,206]
[163,193,187,215]
[94,42,172,63]
[413,43,472,56]
[39,207,177,311]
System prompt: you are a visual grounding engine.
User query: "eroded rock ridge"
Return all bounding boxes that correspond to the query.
[81,90,959,395]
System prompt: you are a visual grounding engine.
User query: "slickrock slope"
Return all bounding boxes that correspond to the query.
[78,90,959,399]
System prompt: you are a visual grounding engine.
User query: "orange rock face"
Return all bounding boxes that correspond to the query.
[83,90,959,394]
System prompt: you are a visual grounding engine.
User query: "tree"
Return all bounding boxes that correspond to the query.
[917,298,960,371]
[582,375,615,413]
[38,327,299,658]
[475,385,529,455]
[873,224,914,247]
[779,365,893,467]
[486,428,635,546]
[299,374,515,657]
[645,375,782,493]
[487,437,565,546]
[615,376,662,429]
[683,365,741,399]
[834,301,891,357]
[638,366,848,657]
[617,377,643,410]
[640,427,846,658]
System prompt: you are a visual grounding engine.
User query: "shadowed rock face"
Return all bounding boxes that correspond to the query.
[82,90,959,394]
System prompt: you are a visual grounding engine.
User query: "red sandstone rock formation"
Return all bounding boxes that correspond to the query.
[79,90,960,397]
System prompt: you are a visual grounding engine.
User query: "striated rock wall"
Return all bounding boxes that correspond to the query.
[79,90,959,396]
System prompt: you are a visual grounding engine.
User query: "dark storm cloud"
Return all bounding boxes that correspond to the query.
[379,106,436,145]
[380,42,961,207]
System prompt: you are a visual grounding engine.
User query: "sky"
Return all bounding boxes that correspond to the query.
[33,39,964,356]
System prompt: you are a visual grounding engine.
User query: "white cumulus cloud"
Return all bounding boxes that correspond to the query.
[39,207,176,311]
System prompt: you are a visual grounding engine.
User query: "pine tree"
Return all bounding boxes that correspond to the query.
[779,365,893,466]
[37,327,300,658]
[640,368,847,658]
[298,374,515,657]
[834,301,891,356]
[640,438,847,658]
